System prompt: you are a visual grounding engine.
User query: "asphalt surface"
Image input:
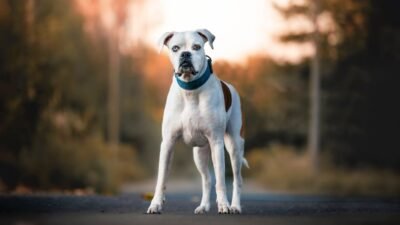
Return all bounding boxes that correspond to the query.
[0,192,399,225]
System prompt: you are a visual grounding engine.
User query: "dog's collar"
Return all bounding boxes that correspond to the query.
[175,56,213,91]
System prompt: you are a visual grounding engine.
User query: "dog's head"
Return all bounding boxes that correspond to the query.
[158,29,215,81]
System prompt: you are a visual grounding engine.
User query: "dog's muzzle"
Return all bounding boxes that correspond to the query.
[175,51,198,77]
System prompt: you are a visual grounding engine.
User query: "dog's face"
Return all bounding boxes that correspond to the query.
[158,29,215,80]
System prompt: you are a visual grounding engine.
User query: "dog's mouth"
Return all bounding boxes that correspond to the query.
[176,61,198,77]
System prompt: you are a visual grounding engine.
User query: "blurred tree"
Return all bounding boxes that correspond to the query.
[325,0,400,169]
[75,0,131,151]
[0,0,145,191]
[275,0,400,169]
[308,1,321,172]
[104,0,129,151]
[75,0,161,171]
[0,0,50,188]
[274,0,325,172]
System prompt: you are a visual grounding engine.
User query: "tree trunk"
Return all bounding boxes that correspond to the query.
[308,1,320,173]
[26,0,35,43]
[107,28,120,151]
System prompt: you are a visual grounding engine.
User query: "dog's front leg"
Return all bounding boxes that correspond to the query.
[210,139,230,214]
[147,139,175,214]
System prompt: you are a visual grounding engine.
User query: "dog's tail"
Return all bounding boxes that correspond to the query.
[242,157,250,169]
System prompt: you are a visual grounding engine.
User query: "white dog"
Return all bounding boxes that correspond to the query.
[147,29,248,214]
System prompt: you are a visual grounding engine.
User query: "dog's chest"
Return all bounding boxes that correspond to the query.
[180,102,209,147]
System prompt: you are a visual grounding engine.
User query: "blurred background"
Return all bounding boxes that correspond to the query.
[0,0,399,196]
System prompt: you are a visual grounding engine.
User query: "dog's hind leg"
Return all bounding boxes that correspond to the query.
[224,90,246,214]
[224,134,244,214]
[193,145,212,214]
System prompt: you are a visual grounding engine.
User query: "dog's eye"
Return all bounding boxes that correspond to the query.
[172,45,180,52]
[192,44,201,51]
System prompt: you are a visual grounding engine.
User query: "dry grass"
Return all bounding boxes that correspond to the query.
[245,144,400,196]
[18,135,146,194]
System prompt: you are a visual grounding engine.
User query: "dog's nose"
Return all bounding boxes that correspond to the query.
[180,51,191,59]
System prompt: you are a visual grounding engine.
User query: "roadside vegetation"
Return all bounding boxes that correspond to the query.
[246,145,400,196]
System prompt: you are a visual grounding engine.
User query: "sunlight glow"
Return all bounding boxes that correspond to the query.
[126,0,313,63]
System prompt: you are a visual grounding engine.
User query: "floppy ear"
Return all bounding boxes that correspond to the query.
[196,29,215,49]
[158,32,174,53]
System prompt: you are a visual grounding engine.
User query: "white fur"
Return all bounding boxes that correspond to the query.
[147,29,247,214]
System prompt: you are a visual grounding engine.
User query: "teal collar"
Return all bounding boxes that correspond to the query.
[175,56,213,91]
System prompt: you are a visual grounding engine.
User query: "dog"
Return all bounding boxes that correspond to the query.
[147,29,248,214]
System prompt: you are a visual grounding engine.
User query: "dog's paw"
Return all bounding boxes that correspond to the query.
[230,205,242,214]
[194,204,210,214]
[217,203,231,214]
[146,203,162,214]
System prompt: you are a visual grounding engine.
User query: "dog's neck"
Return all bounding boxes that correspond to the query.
[174,56,213,91]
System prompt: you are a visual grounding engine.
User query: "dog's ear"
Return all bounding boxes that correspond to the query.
[158,32,174,53]
[196,29,215,49]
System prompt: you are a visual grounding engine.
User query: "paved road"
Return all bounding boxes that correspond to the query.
[0,191,399,225]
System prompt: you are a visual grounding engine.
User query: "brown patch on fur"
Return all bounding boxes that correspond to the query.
[220,81,232,112]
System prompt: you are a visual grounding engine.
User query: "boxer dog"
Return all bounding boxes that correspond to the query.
[147,29,248,214]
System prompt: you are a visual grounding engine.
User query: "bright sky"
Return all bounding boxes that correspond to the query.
[125,0,313,63]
